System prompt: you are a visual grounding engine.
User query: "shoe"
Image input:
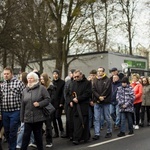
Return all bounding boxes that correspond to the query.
[114,125,119,130]
[61,131,67,138]
[105,133,112,138]
[46,143,53,148]
[28,143,37,148]
[53,134,59,138]
[70,137,73,141]
[73,140,79,145]
[147,122,150,126]
[92,135,100,140]
[139,123,144,127]
[16,145,21,149]
[128,131,134,135]
[134,125,139,129]
[117,132,125,137]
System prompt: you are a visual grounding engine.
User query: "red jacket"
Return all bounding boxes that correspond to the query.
[130,82,143,104]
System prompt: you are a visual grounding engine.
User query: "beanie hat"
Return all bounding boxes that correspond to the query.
[121,77,129,84]
[52,69,60,75]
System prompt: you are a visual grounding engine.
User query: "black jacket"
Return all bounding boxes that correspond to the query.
[71,78,92,116]
[52,78,65,109]
[93,75,112,104]
[47,84,56,103]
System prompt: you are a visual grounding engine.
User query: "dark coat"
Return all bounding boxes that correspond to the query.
[93,75,112,104]
[71,78,92,116]
[47,84,56,103]
[20,83,50,123]
[52,78,65,109]
[111,81,121,104]
[65,79,75,106]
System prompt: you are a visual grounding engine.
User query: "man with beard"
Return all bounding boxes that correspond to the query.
[70,70,92,145]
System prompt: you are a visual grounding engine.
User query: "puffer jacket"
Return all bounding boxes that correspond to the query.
[130,82,143,104]
[142,85,150,106]
[20,83,50,123]
[116,85,135,113]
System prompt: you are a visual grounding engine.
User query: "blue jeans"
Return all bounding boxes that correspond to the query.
[17,123,34,147]
[2,110,20,150]
[120,112,133,133]
[110,103,120,126]
[89,106,94,130]
[94,104,112,135]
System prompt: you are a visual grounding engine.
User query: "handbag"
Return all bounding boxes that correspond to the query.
[43,103,55,118]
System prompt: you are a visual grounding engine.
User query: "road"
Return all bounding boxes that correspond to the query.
[2,117,150,150]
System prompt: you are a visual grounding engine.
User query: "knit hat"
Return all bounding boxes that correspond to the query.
[121,77,129,84]
[52,69,60,75]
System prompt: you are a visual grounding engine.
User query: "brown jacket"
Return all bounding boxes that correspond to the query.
[142,85,150,106]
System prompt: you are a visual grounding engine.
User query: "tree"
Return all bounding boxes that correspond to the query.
[117,0,138,55]
[0,0,19,68]
[45,0,96,77]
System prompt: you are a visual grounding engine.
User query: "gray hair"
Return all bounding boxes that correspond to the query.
[27,72,39,82]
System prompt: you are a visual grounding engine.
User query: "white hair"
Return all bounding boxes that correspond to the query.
[27,72,39,82]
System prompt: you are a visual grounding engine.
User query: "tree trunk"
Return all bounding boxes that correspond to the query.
[128,22,132,55]
[2,49,7,68]
[103,2,108,52]
[39,54,44,74]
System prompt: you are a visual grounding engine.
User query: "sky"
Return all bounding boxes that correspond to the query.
[112,0,150,49]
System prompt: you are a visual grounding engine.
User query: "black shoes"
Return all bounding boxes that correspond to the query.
[61,131,67,138]
[128,131,134,135]
[117,132,125,137]
[105,133,112,138]
[73,140,79,145]
[92,135,100,140]
[53,134,59,138]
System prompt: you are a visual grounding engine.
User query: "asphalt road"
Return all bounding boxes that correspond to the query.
[2,117,150,150]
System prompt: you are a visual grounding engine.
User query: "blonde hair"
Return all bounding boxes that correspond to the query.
[41,73,51,89]
[132,73,140,80]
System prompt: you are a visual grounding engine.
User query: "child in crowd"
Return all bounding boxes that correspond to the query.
[116,77,135,137]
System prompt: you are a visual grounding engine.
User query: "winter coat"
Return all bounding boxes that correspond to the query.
[71,78,92,116]
[20,83,50,123]
[52,78,65,109]
[130,82,143,104]
[116,85,135,113]
[92,75,112,104]
[142,85,150,106]
[64,78,75,106]
[111,81,121,105]
[47,84,56,103]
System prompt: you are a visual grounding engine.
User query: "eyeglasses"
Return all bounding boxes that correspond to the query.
[74,76,79,78]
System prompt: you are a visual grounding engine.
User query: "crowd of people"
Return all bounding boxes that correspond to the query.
[0,66,150,150]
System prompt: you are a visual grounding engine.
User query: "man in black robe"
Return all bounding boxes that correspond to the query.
[70,70,92,145]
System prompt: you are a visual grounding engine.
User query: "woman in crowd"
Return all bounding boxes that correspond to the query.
[16,72,35,149]
[40,73,55,148]
[140,77,150,127]
[20,72,50,150]
[130,74,143,130]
